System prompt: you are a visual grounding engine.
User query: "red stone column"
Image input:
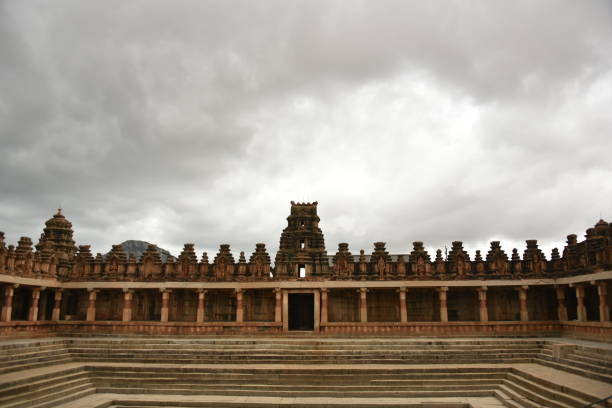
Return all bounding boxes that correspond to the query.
[274,288,282,323]
[235,289,244,323]
[359,288,368,323]
[555,286,568,321]
[282,289,289,331]
[52,289,62,321]
[438,287,448,322]
[477,287,488,322]
[86,289,97,321]
[122,289,133,322]
[28,287,41,321]
[196,289,206,323]
[596,281,609,322]
[320,288,328,324]
[160,289,171,323]
[399,287,407,323]
[519,286,529,322]
[1,285,15,322]
[575,285,586,322]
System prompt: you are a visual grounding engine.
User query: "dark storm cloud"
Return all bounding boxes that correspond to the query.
[1,1,611,260]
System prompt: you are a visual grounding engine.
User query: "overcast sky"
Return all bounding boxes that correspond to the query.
[1,1,611,260]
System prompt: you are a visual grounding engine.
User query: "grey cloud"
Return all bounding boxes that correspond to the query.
[0,0,611,260]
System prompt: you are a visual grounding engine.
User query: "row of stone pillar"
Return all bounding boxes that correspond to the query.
[1,282,609,323]
[85,288,283,323]
[319,284,610,323]
[0,285,62,322]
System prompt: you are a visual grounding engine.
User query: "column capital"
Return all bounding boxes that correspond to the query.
[159,287,172,293]
[397,287,407,293]
[274,287,282,294]
[477,286,487,292]
[122,288,134,293]
[87,288,98,293]
[197,288,208,294]
[358,287,368,294]
[320,288,328,294]
[437,286,448,292]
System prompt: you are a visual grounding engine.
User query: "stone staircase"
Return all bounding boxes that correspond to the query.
[538,343,612,383]
[0,339,72,374]
[65,338,544,365]
[0,366,95,408]
[0,337,610,408]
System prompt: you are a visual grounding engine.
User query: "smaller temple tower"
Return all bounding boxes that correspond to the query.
[275,201,328,279]
[36,209,77,278]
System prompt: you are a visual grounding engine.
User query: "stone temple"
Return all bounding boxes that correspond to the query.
[0,202,610,407]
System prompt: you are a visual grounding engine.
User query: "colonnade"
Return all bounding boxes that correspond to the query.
[1,282,609,326]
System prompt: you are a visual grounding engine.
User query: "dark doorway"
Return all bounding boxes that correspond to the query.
[289,293,314,330]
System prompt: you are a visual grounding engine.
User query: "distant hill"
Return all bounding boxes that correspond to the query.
[105,240,173,262]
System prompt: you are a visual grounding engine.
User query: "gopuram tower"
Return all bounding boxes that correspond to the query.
[274,201,329,279]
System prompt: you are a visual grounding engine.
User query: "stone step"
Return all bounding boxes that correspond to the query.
[2,382,95,408]
[0,340,66,350]
[89,373,507,385]
[94,385,498,398]
[65,347,543,355]
[0,348,69,363]
[0,377,92,407]
[0,343,67,354]
[64,341,544,349]
[501,379,575,408]
[88,366,507,375]
[505,373,589,407]
[496,385,541,408]
[0,356,73,375]
[72,357,535,365]
[92,381,503,392]
[563,355,612,374]
[537,355,612,381]
[0,371,88,398]
[511,368,605,406]
[67,350,541,358]
[569,352,612,368]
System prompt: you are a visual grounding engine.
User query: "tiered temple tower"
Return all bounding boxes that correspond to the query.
[275,201,328,279]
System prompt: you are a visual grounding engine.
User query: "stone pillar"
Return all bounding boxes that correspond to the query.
[86,289,97,321]
[196,289,206,323]
[38,290,48,320]
[122,289,133,322]
[555,286,568,321]
[438,287,448,322]
[235,289,244,323]
[596,281,609,322]
[28,288,41,321]
[519,286,529,322]
[399,287,407,323]
[359,288,368,323]
[1,285,15,322]
[320,288,328,324]
[575,285,586,322]
[477,287,488,322]
[52,289,62,321]
[160,289,171,323]
[274,288,282,323]
[282,289,289,331]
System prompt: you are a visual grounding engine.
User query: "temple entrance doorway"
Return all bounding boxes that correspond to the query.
[288,293,314,330]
